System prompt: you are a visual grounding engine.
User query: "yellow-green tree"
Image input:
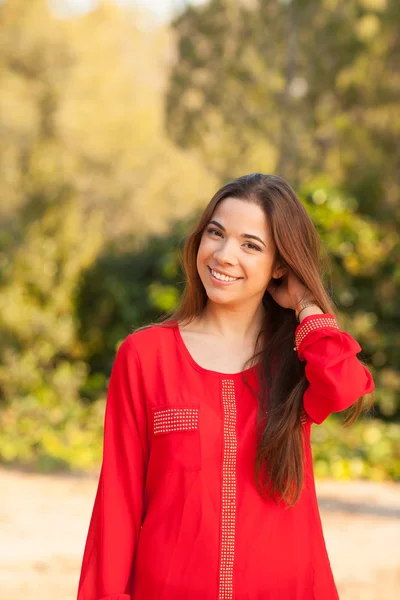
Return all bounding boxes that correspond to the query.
[0,0,216,470]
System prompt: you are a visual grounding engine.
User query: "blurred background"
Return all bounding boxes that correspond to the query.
[0,0,399,598]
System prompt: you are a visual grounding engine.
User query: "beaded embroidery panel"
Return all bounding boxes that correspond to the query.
[218,379,237,600]
[294,315,339,353]
[153,407,199,435]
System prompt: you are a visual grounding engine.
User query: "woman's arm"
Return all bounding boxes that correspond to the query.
[294,313,375,424]
[77,335,148,600]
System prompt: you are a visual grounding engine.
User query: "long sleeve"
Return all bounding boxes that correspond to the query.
[294,313,374,424]
[77,335,148,600]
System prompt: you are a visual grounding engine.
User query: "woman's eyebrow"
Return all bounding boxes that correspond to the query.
[208,220,266,248]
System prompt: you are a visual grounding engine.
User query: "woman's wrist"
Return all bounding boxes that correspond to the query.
[298,304,324,323]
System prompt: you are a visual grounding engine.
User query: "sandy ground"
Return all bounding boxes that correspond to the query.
[0,466,399,599]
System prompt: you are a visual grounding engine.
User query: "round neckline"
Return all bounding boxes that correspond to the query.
[172,320,259,378]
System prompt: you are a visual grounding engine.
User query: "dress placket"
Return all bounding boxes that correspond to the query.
[218,379,237,600]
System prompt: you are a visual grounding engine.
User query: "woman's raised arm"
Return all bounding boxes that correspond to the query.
[295,313,374,424]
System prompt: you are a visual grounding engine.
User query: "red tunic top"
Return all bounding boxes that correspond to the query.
[77,313,374,600]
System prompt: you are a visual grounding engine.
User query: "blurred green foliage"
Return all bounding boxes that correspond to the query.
[0,0,398,478]
[312,418,400,481]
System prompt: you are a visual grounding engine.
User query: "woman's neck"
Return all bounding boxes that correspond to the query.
[195,301,266,343]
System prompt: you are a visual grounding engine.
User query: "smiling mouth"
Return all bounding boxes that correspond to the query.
[208,266,241,283]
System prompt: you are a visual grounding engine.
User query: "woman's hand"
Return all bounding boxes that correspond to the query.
[267,269,314,311]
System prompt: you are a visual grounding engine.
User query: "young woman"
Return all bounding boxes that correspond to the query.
[77,173,374,600]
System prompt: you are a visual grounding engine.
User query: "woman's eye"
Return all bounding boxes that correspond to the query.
[244,242,261,251]
[207,227,223,237]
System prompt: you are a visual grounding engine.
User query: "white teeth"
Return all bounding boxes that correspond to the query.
[211,269,238,282]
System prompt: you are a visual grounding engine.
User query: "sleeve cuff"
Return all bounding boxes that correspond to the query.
[294,313,339,355]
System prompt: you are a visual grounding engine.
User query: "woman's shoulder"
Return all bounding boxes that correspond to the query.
[124,321,177,356]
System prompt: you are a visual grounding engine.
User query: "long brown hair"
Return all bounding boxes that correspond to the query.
[157,173,370,506]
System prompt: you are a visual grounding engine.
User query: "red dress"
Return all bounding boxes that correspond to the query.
[77,314,374,600]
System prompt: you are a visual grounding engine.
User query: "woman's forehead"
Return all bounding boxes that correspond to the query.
[211,197,270,235]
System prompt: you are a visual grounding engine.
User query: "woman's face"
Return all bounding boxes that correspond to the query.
[197,197,285,308]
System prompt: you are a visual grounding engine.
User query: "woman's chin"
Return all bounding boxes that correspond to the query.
[204,288,238,304]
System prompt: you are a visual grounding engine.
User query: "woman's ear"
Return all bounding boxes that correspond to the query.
[273,265,288,279]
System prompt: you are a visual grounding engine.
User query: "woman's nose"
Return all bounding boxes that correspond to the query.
[213,240,238,265]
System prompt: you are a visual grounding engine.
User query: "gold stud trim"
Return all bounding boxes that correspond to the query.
[153,407,199,435]
[218,379,237,600]
[294,315,339,353]
[300,408,308,425]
